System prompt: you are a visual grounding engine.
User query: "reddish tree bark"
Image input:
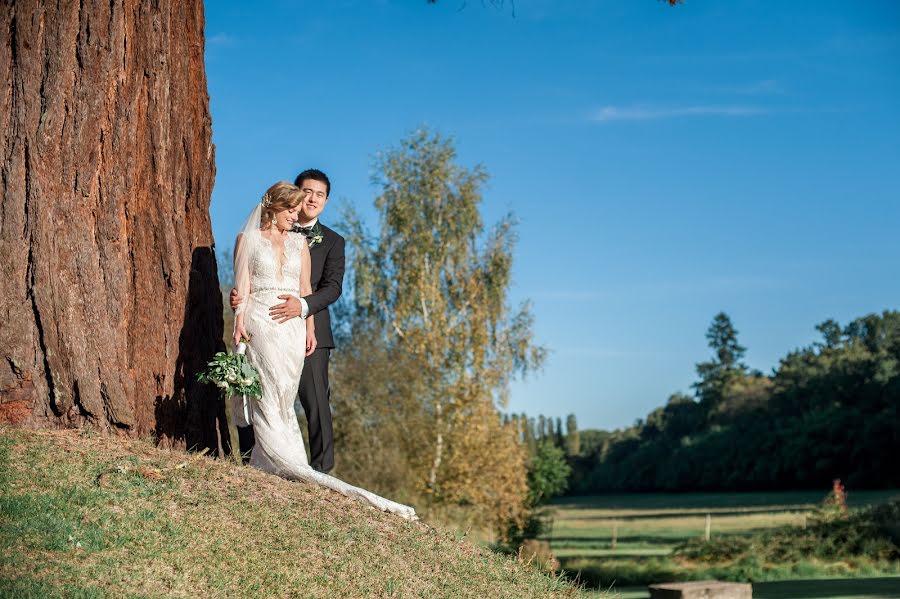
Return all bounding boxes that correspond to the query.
[0,1,226,451]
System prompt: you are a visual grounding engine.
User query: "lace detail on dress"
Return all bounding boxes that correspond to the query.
[249,231,303,289]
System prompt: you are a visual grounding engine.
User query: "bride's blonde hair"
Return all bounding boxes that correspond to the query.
[261,182,307,224]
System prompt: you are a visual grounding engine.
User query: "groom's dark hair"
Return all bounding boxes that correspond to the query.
[295,169,331,197]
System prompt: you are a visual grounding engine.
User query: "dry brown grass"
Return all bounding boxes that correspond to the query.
[0,427,583,598]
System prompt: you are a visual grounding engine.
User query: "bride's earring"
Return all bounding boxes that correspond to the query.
[271,218,277,226]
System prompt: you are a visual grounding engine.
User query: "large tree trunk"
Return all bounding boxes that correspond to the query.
[0,1,226,452]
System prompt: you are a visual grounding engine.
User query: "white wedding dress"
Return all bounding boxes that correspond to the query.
[235,228,416,520]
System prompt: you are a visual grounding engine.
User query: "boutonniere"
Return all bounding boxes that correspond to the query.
[296,222,325,248]
[307,222,324,248]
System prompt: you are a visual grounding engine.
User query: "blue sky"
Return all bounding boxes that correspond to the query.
[205,0,900,430]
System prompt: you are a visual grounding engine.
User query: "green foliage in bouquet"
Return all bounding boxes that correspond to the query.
[196,351,262,399]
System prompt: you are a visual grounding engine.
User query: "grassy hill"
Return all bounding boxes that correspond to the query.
[0,427,580,598]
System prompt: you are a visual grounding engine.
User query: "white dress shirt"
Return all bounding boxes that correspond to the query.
[296,218,318,319]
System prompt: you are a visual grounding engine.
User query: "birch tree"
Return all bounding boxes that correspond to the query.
[345,129,544,528]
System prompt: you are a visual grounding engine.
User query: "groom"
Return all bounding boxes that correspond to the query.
[232,169,344,474]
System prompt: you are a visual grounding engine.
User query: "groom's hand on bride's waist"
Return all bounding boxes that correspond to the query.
[270,294,309,323]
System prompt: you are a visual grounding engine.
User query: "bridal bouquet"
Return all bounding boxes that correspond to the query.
[196,343,260,463]
[196,344,262,399]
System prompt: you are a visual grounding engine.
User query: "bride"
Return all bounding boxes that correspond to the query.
[231,181,416,520]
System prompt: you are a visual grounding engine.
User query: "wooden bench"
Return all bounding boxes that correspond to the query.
[649,580,752,599]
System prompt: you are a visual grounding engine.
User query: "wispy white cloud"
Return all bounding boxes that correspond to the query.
[590,104,768,123]
[207,33,236,47]
[557,347,655,359]
[534,290,609,301]
[719,79,785,96]
[636,276,787,297]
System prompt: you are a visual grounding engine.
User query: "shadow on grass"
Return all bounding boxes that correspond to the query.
[612,578,900,599]
[558,556,682,588]
[557,553,671,562]
[753,577,900,599]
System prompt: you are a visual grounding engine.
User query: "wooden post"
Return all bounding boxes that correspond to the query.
[611,522,618,549]
[705,513,711,541]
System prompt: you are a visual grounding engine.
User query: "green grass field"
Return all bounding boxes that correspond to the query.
[545,491,900,598]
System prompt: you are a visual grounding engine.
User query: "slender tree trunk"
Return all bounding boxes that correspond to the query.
[427,400,444,489]
[0,1,226,452]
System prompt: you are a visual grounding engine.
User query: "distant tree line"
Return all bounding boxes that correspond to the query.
[566,310,900,493]
[496,412,573,549]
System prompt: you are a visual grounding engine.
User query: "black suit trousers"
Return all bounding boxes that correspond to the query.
[298,347,334,473]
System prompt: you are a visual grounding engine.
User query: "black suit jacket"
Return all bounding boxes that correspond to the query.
[302,223,345,349]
